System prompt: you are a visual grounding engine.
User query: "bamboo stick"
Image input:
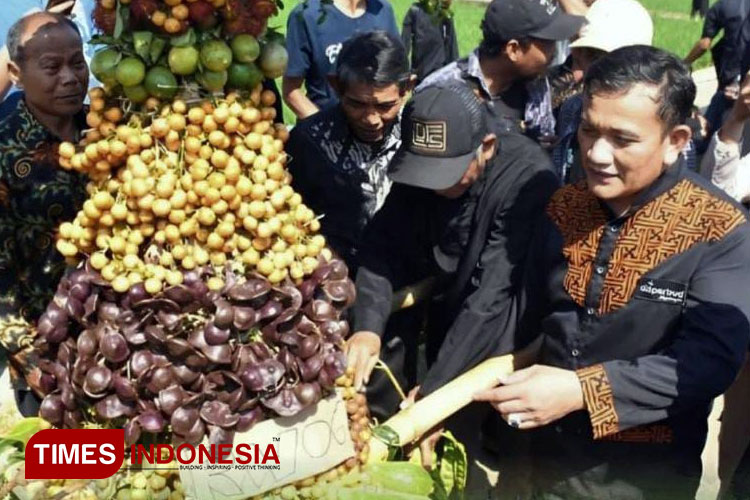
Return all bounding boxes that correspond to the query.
[368,354,515,462]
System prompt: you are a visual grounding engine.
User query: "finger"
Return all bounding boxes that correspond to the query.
[503,411,535,429]
[353,350,369,391]
[348,349,361,385]
[473,384,526,403]
[345,343,358,369]
[362,355,378,385]
[516,418,541,430]
[420,439,434,471]
[496,399,529,415]
[498,367,535,385]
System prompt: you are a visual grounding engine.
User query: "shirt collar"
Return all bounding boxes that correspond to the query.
[15,95,87,142]
[331,104,402,154]
[466,50,494,97]
[600,156,687,221]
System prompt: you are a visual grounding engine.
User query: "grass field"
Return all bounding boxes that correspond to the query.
[273,0,717,123]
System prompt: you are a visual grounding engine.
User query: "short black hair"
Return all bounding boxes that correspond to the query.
[7,12,80,64]
[583,45,696,131]
[335,31,410,92]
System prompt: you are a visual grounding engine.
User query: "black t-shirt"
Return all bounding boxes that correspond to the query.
[401,4,459,83]
[703,0,750,86]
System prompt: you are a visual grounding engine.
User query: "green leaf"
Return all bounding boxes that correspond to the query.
[171,28,197,48]
[436,431,467,500]
[264,28,286,45]
[0,417,47,449]
[371,425,402,461]
[88,34,117,46]
[149,37,168,65]
[372,425,400,446]
[133,31,153,61]
[113,1,130,40]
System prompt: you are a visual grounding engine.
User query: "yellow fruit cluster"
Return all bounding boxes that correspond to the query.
[58,86,325,294]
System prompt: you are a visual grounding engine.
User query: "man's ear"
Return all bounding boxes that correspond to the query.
[327,75,341,96]
[663,124,691,166]
[8,61,22,89]
[403,74,418,94]
[481,133,498,161]
[505,40,521,63]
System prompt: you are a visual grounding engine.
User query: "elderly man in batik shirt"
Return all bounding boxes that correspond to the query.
[0,12,89,415]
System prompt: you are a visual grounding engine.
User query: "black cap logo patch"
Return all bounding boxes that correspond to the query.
[539,0,557,15]
[413,121,446,152]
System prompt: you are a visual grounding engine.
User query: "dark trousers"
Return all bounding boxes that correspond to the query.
[526,427,702,500]
[733,444,750,499]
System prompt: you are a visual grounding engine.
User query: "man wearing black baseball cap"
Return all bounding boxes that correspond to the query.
[420,0,585,141]
[345,83,559,429]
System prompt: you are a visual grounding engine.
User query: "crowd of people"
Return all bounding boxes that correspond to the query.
[3,0,750,498]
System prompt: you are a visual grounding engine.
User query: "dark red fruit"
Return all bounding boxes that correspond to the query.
[189,0,218,30]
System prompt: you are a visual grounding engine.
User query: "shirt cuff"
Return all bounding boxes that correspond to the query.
[351,313,387,337]
[576,363,620,439]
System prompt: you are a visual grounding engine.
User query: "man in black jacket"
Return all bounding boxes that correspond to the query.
[401,0,459,83]
[346,83,559,404]
[476,46,750,498]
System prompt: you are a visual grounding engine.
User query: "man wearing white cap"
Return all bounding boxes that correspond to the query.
[552,0,653,182]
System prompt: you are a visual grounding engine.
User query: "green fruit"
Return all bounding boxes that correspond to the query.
[200,40,233,72]
[259,42,288,79]
[144,66,178,99]
[115,57,146,87]
[91,48,120,86]
[197,69,228,92]
[168,46,200,76]
[227,62,264,90]
[231,34,260,63]
[123,84,149,104]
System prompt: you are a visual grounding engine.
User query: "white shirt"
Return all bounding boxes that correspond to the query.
[700,133,750,203]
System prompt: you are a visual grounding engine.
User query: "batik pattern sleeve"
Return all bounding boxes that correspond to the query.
[0,138,32,357]
[0,173,33,365]
[577,226,750,439]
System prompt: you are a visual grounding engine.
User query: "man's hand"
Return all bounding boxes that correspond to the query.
[344,331,381,391]
[473,365,584,430]
[730,72,750,122]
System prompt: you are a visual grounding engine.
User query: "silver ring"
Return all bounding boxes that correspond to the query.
[507,413,523,428]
